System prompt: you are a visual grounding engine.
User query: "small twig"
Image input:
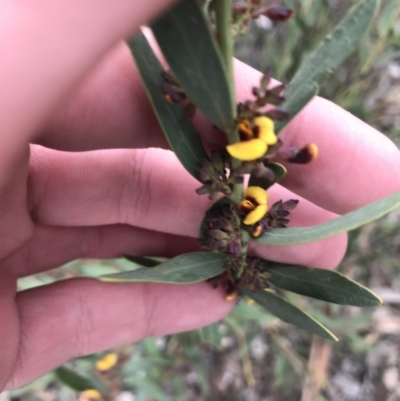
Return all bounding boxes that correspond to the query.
[225,317,256,387]
[214,0,243,202]
[300,335,332,401]
[268,327,307,377]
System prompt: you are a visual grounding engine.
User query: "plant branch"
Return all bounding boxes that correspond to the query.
[215,0,243,214]
[215,0,236,121]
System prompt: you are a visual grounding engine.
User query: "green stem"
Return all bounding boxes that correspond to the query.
[215,0,236,120]
[214,0,243,202]
[234,230,250,278]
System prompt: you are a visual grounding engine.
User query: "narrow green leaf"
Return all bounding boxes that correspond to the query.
[248,162,287,190]
[100,252,227,284]
[151,0,234,132]
[232,299,279,324]
[241,288,338,341]
[276,0,379,133]
[129,31,208,180]
[256,191,400,246]
[123,255,162,267]
[268,263,383,306]
[54,366,100,392]
[200,323,222,349]
[378,0,399,37]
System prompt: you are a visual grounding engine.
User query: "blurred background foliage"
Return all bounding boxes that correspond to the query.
[7,1,400,400]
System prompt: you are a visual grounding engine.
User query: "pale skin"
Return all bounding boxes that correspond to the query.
[0,0,399,391]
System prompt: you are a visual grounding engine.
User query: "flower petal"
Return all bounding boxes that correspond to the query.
[238,120,254,140]
[245,186,268,205]
[96,353,118,371]
[255,117,277,145]
[243,204,268,225]
[226,139,267,161]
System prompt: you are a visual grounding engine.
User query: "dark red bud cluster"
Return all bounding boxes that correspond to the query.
[253,5,294,22]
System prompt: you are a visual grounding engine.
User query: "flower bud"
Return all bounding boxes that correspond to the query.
[264,108,290,121]
[255,5,294,22]
[288,143,318,164]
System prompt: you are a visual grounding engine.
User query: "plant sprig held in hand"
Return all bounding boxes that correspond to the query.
[100,0,400,340]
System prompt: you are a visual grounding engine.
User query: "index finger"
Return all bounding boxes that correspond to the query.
[39,49,400,215]
[233,59,400,214]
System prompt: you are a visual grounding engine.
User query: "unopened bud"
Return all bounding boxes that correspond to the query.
[270,83,286,96]
[264,108,290,121]
[233,4,247,14]
[282,199,299,210]
[226,289,238,301]
[277,146,298,160]
[252,87,261,97]
[274,217,290,227]
[239,199,256,213]
[160,70,178,85]
[256,5,294,22]
[276,209,290,217]
[288,143,318,164]
[260,69,272,92]
[196,185,210,195]
[234,162,256,175]
[252,224,264,238]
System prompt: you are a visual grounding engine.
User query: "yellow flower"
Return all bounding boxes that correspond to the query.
[78,390,102,401]
[239,186,268,225]
[227,117,277,161]
[96,353,118,372]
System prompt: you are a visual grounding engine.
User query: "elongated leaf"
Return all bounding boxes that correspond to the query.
[100,252,227,283]
[123,255,162,267]
[241,288,338,341]
[248,163,287,190]
[151,0,234,132]
[268,263,383,306]
[276,0,378,133]
[54,366,100,392]
[129,31,208,180]
[256,191,400,246]
[378,0,399,37]
[200,323,222,349]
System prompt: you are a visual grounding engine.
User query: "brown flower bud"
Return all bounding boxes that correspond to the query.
[264,108,290,121]
[255,5,294,22]
[288,143,318,164]
[233,4,247,14]
[282,199,299,211]
[252,224,264,238]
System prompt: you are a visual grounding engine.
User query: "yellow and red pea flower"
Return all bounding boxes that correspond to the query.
[226,116,277,161]
[239,186,268,225]
[95,353,118,372]
[78,390,102,401]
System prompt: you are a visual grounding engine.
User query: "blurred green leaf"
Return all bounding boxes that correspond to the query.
[100,252,227,283]
[248,162,287,190]
[256,191,400,246]
[268,263,383,306]
[231,299,279,324]
[276,0,379,133]
[241,288,338,341]
[129,31,208,180]
[123,255,162,267]
[378,0,400,37]
[200,323,222,349]
[152,0,235,132]
[54,366,100,392]
[273,354,296,387]
[128,377,172,401]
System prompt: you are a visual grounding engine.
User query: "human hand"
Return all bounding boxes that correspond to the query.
[1,0,399,391]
